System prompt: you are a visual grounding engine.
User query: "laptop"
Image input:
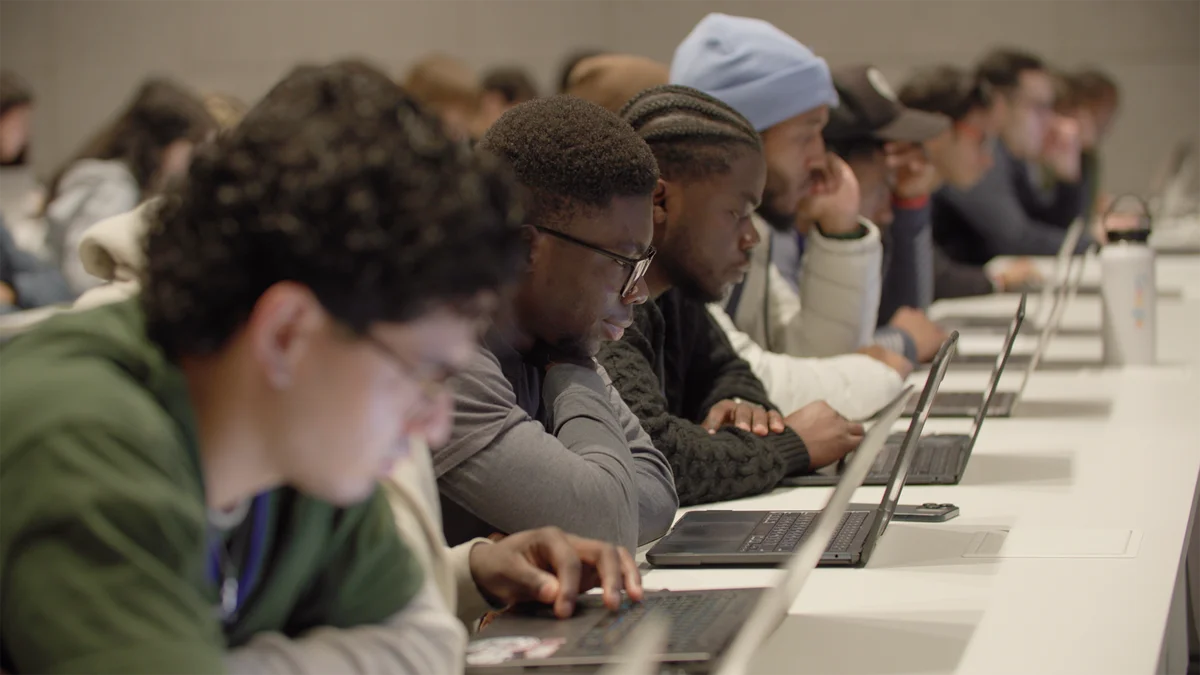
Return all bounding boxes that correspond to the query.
[947,246,1088,369]
[644,386,915,568]
[463,388,907,673]
[783,333,960,487]
[940,216,1085,333]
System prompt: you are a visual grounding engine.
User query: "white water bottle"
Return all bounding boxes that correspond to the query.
[1100,228,1156,366]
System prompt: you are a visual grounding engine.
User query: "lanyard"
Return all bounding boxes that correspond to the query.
[208,492,270,624]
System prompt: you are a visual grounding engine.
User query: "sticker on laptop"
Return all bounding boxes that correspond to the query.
[466,636,567,666]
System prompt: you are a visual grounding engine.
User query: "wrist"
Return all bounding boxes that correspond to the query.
[816,216,867,239]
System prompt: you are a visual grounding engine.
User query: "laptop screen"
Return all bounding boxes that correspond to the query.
[866,332,959,549]
[966,293,1027,445]
[714,386,916,675]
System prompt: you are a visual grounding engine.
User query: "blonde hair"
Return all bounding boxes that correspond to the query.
[402,53,481,112]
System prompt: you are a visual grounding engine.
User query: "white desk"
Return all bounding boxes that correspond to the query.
[641,256,1200,674]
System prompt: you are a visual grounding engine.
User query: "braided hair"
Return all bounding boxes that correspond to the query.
[620,84,762,182]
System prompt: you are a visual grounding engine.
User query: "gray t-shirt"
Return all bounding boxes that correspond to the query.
[432,333,678,552]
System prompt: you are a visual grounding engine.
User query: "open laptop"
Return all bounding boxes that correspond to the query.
[463,388,909,673]
[644,386,915,567]
[907,292,1028,418]
[949,244,1088,369]
[783,333,959,487]
[939,217,1084,333]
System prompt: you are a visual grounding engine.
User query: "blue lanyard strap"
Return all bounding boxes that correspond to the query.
[208,492,270,622]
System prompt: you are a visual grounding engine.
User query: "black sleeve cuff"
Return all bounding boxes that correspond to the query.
[769,429,811,476]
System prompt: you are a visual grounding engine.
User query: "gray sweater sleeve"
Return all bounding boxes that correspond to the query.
[434,348,675,551]
[941,159,1092,258]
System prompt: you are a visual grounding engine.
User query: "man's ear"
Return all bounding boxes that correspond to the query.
[652,178,670,231]
[521,224,541,271]
[246,282,325,389]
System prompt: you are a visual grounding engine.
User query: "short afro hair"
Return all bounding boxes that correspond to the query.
[477,95,658,229]
[899,65,993,123]
[143,60,526,359]
[620,84,761,183]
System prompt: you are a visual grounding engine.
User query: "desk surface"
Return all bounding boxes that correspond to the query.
[640,255,1200,675]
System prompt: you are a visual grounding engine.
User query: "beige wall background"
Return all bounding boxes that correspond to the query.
[2,0,1197,195]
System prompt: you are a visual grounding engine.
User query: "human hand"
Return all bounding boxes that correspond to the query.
[797,153,862,235]
[888,306,948,363]
[0,282,16,306]
[886,141,941,200]
[468,527,642,619]
[992,258,1043,292]
[783,401,865,469]
[702,398,786,436]
[856,344,914,378]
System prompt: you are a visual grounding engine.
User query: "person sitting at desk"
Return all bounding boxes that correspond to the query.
[598,84,865,507]
[933,48,1094,264]
[0,62,639,674]
[432,95,678,550]
[898,64,1043,300]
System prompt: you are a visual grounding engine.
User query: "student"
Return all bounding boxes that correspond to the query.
[433,95,678,551]
[0,71,72,313]
[817,64,951,365]
[899,65,1043,300]
[556,48,607,93]
[402,53,481,142]
[671,13,885,362]
[597,85,865,507]
[0,62,640,674]
[565,54,669,112]
[933,49,1091,265]
[476,66,539,133]
[42,78,215,294]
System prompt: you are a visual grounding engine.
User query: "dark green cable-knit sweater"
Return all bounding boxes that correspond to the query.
[598,288,810,507]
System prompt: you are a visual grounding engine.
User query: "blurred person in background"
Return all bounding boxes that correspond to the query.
[556,48,606,94]
[0,69,72,312]
[403,53,481,142]
[564,53,669,113]
[933,48,1091,264]
[475,66,539,134]
[899,64,1043,300]
[41,77,215,294]
[0,69,50,258]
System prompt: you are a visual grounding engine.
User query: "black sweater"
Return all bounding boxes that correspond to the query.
[598,288,810,507]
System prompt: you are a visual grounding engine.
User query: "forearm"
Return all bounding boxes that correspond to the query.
[932,245,996,299]
[878,201,934,324]
[788,221,882,356]
[226,583,464,675]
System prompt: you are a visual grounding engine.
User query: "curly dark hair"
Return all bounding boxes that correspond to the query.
[620,84,761,183]
[142,60,527,359]
[477,94,658,229]
[0,69,33,116]
[43,77,216,209]
[976,48,1045,92]
[899,65,993,123]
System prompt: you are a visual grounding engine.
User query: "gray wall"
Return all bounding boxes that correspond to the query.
[2,0,1197,195]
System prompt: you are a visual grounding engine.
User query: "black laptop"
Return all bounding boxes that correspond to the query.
[783,332,961,487]
[645,385,918,567]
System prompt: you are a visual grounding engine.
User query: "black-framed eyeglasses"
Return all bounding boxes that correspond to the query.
[363,332,451,402]
[534,226,656,298]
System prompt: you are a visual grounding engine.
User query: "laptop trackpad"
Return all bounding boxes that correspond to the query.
[655,512,761,552]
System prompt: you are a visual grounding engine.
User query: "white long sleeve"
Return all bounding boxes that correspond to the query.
[226,581,465,675]
[709,304,902,421]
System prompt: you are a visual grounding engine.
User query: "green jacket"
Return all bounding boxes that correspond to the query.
[0,300,423,673]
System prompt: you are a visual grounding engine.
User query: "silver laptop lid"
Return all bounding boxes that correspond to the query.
[714,385,916,675]
[967,293,1028,444]
[1014,243,1093,402]
[861,332,959,555]
[1037,217,1087,322]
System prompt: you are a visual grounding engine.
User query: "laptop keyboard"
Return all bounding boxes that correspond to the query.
[873,433,966,478]
[576,591,744,653]
[738,511,869,554]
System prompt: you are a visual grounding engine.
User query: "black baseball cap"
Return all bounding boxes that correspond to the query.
[825,64,950,143]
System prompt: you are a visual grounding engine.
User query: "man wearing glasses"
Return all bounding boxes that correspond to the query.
[432,95,678,553]
[899,64,1043,300]
[931,49,1093,265]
